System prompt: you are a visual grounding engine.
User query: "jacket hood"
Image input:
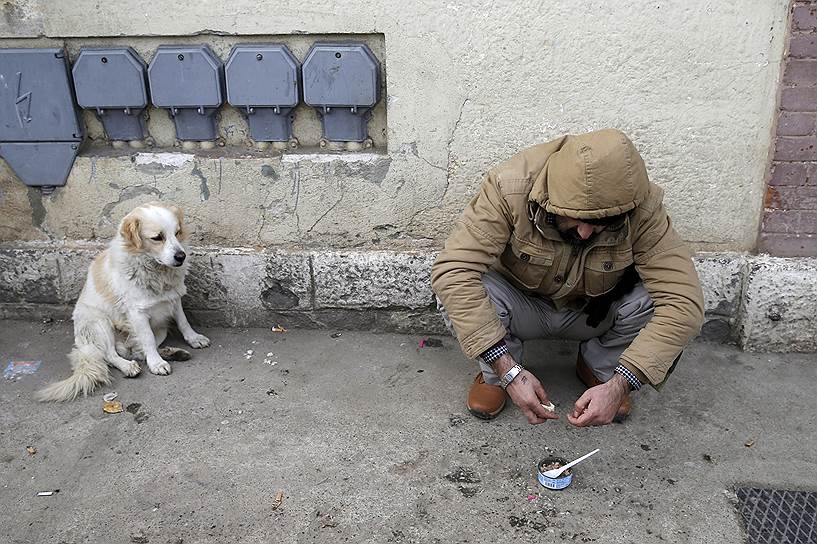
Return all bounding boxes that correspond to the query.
[529,129,650,220]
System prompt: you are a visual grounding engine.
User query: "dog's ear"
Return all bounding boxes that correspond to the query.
[168,204,189,240]
[120,214,142,251]
[167,203,184,225]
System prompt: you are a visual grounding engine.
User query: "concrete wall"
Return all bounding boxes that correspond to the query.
[0,0,790,251]
[4,1,816,353]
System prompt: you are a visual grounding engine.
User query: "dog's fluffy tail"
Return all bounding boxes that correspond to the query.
[36,346,111,402]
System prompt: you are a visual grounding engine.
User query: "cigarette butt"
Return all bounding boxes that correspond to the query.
[272,489,284,510]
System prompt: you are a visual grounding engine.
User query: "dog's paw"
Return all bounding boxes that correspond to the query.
[185,333,210,349]
[122,360,141,377]
[148,360,172,376]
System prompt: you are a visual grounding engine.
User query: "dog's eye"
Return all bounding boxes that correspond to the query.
[151,234,164,242]
[175,230,181,237]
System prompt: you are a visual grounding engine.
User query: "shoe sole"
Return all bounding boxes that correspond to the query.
[467,401,506,420]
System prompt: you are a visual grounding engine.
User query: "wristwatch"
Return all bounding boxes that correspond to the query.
[499,363,524,389]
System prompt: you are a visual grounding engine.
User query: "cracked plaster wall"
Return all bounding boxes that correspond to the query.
[0,0,790,252]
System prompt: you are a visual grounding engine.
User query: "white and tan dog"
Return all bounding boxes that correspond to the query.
[37,202,210,402]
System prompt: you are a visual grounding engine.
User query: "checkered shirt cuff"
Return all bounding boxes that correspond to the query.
[614,364,642,391]
[479,341,509,365]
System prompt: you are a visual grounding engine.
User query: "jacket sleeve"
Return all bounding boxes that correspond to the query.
[431,173,513,359]
[619,202,705,388]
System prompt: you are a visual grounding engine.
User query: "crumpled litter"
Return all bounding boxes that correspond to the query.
[103,400,124,414]
[4,360,41,380]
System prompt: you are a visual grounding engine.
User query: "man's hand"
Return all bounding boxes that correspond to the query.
[567,373,629,427]
[491,354,559,425]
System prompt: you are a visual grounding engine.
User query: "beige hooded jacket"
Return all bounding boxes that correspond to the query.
[431,129,704,388]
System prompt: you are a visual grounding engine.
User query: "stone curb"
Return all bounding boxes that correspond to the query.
[0,244,813,352]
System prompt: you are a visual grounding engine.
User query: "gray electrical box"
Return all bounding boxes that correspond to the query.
[72,47,148,141]
[225,44,299,142]
[302,43,381,143]
[0,48,84,192]
[148,44,224,141]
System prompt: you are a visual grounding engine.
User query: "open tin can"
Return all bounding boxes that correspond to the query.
[537,456,573,490]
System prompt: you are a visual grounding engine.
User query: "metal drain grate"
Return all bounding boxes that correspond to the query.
[736,487,817,544]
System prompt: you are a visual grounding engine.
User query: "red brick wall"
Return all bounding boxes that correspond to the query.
[761,0,817,256]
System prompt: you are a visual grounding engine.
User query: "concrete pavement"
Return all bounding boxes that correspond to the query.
[1,318,815,543]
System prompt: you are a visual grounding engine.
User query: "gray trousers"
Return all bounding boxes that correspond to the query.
[439,270,654,386]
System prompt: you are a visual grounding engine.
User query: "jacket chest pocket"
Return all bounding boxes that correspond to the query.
[500,239,555,290]
[584,250,634,296]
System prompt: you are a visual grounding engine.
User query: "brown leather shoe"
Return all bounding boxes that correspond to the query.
[467,372,506,420]
[576,353,631,423]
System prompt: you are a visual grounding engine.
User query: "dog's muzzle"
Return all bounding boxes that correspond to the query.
[173,250,186,266]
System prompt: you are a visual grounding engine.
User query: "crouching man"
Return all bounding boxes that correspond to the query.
[431,129,704,427]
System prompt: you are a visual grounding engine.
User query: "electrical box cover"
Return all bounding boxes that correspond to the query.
[302,43,380,108]
[73,47,148,109]
[0,142,80,188]
[0,48,84,142]
[72,47,148,140]
[147,44,224,141]
[0,48,83,191]
[302,43,381,142]
[148,44,224,108]
[224,44,299,142]
[226,44,299,108]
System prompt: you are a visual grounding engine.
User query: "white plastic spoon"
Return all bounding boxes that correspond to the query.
[542,448,600,478]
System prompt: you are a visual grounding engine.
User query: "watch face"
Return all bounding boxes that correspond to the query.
[500,364,522,389]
